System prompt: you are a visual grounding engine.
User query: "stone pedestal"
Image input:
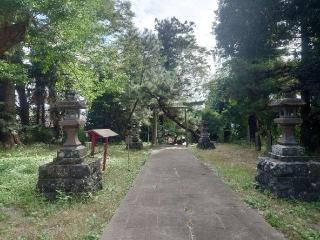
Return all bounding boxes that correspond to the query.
[197,121,215,150]
[256,156,320,201]
[38,144,103,200]
[37,158,102,200]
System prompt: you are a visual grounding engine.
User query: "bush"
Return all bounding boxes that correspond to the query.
[20,125,54,144]
[78,127,88,144]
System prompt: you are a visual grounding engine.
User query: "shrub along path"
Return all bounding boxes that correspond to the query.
[101,146,285,240]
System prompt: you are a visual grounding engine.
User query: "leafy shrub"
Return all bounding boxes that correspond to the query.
[78,127,88,144]
[20,125,54,144]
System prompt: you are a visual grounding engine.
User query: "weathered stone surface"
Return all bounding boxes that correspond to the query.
[53,157,84,165]
[256,96,320,201]
[272,144,305,156]
[57,145,86,160]
[197,139,215,150]
[128,121,143,150]
[37,159,102,200]
[38,92,103,200]
[197,120,215,150]
[256,157,320,201]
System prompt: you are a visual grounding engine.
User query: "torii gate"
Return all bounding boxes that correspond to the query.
[163,101,205,146]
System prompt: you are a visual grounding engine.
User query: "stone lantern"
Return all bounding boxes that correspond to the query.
[56,91,87,164]
[128,120,143,150]
[197,120,215,150]
[256,95,320,201]
[269,97,306,156]
[37,91,102,200]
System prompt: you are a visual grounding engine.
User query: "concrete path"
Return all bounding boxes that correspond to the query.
[101,147,286,240]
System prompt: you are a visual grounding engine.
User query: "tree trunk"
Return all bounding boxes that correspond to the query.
[3,80,15,114]
[48,82,61,139]
[157,100,200,140]
[41,104,46,125]
[248,113,257,143]
[16,84,29,125]
[152,108,158,145]
[300,22,313,149]
[2,79,17,147]
[35,78,46,125]
[36,101,41,124]
[0,20,29,55]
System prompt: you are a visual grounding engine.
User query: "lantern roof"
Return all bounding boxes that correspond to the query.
[55,100,87,110]
[270,98,305,108]
[54,91,87,110]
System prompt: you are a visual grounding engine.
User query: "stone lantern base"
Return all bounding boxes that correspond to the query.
[256,155,320,201]
[197,138,215,150]
[37,147,102,200]
[197,121,215,150]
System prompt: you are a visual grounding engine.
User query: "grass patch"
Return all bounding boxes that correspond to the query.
[0,143,150,239]
[191,143,320,240]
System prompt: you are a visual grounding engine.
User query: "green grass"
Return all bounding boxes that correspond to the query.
[191,143,320,240]
[0,143,150,240]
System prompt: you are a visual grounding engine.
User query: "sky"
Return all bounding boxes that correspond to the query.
[130,0,219,51]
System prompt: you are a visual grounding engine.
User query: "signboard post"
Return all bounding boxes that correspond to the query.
[87,129,118,171]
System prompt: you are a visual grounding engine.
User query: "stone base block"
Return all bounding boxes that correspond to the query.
[272,144,305,156]
[256,157,320,201]
[197,138,215,150]
[37,158,102,200]
[57,145,86,160]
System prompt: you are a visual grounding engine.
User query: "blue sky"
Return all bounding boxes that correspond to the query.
[130,0,218,51]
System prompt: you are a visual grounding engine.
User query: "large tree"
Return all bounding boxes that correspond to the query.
[212,0,320,151]
[0,0,134,147]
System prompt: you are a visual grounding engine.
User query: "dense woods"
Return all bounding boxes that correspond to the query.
[208,0,320,152]
[1,0,320,152]
[0,0,210,147]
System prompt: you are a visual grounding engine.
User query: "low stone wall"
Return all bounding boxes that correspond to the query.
[37,159,103,200]
[256,157,320,201]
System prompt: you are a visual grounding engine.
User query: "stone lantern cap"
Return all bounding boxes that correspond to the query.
[269,98,305,108]
[54,91,86,110]
[54,99,87,110]
[270,97,305,125]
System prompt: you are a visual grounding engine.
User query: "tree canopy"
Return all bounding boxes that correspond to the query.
[209,0,320,151]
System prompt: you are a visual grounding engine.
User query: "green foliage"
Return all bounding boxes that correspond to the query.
[214,0,288,59]
[156,17,210,97]
[243,195,269,209]
[0,0,137,146]
[0,144,150,239]
[86,92,128,138]
[266,211,282,228]
[78,127,88,144]
[212,0,320,151]
[0,60,28,84]
[20,125,54,144]
[206,58,291,141]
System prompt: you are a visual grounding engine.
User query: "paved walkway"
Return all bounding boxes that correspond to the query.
[101,147,286,240]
